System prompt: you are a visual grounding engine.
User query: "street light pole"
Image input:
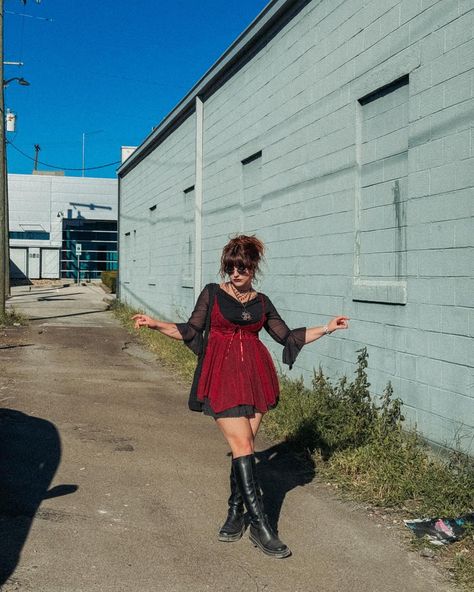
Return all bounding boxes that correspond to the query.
[82,129,103,177]
[81,131,85,177]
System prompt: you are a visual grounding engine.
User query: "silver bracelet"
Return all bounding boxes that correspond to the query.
[323,326,331,336]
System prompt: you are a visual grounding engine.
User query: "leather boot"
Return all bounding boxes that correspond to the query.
[218,464,245,542]
[232,454,291,558]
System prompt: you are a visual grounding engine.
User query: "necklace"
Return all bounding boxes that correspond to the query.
[229,282,254,321]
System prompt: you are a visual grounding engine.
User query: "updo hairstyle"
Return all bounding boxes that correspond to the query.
[220,235,265,279]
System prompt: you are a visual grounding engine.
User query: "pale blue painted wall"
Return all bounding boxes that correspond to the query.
[120,115,196,319]
[119,0,474,453]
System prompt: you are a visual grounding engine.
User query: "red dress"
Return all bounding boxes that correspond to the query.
[196,295,280,414]
[176,284,306,416]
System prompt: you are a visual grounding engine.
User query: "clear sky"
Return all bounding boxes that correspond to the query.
[4,0,270,178]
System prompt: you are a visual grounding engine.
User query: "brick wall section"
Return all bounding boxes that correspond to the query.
[120,0,474,453]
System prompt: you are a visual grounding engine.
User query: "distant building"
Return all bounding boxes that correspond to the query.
[8,173,118,282]
[117,0,473,453]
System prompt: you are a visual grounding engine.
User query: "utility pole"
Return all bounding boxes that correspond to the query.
[0,1,39,315]
[34,143,40,170]
[4,134,9,298]
[0,0,6,317]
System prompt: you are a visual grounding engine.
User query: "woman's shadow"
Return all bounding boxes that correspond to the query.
[255,441,316,532]
[0,409,78,586]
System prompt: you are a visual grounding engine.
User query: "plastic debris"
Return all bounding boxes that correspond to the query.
[404,513,474,546]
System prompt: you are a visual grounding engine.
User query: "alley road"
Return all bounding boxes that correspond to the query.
[0,284,454,592]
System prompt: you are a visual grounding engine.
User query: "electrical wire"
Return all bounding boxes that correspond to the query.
[4,10,54,22]
[7,140,121,171]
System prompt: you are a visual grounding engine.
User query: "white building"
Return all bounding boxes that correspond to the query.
[117,0,474,453]
[9,173,118,282]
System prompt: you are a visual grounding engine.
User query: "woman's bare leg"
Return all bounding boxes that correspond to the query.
[216,413,264,457]
[249,412,263,439]
[220,415,290,557]
[216,416,254,458]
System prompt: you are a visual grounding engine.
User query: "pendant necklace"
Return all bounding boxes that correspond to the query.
[229,282,253,321]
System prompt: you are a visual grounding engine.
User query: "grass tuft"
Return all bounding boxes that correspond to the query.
[0,307,29,327]
[451,537,474,591]
[265,348,473,518]
[111,300,196,383]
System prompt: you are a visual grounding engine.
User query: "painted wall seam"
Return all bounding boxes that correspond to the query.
[194,96,204,299]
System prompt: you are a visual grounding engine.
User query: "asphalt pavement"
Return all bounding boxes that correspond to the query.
[0,283,455,592]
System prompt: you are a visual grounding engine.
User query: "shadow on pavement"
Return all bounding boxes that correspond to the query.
[255,442,316,532]
[0,344,35,351]
[7,288,74,299]
[0,409,78,586]
[30,309,106,321]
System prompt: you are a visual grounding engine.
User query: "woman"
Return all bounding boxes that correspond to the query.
[133,235,349,558]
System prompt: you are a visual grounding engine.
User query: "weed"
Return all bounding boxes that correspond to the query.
[0,307,28,327]
[264,348,474,517]
[111,300,196,384]
[101,271,117,293]
[453,536,474,591]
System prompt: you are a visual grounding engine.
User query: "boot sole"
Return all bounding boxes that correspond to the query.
[218,526,245,543]
[249,533,292,558]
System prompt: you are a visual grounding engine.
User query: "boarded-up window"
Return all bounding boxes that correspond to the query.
[353,76,408,304]
[148,205,157,284]
[241,151,262,233]
[122,232,130,284]
[182,186,195,288]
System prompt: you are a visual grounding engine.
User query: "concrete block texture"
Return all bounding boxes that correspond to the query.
[444,8,474,52]
[431,38,474,87]
[119,0,474,453]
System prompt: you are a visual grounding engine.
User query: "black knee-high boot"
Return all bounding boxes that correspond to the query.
[232,454,291,558]
[218,463,245,542]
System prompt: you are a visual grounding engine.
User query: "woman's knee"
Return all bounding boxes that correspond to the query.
[230,436,254,457]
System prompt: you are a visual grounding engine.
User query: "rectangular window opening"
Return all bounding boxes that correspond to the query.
[241,151,263,233]
[353,76,409,305]
[359,75,409,106]
[182,186,195,289]
[241,151,262,166]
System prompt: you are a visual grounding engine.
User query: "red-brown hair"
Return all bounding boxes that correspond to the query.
[220,235,265,278]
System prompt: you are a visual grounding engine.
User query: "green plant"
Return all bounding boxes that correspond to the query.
[111,300,196,383]
[0,307,28,327]
[454,527,474,590]
[265,347,380,455]
[264,348,474,517]
[101,270,117,293]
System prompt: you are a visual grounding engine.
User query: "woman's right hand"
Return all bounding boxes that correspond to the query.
[132,314,156,330]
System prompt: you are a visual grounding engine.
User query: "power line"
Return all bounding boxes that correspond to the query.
[4,10,53,21]
[7,139,121,171]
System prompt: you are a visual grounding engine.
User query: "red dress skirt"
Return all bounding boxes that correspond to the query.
[197,295,280,414]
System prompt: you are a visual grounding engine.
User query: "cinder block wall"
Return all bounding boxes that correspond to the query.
[120,0,474,453]
[120,115,197,319]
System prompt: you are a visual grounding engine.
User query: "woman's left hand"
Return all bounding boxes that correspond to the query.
[327,316,350,333]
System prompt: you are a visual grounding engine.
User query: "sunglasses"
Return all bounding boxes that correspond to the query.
[224,265,249,275]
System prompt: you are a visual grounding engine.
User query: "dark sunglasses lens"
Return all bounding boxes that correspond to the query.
[225,265,247,275]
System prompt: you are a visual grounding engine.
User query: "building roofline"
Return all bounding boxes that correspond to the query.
[118,0,308,177]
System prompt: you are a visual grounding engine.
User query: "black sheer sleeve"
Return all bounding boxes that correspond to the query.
[176,285,211,355]
[263,295,306,369]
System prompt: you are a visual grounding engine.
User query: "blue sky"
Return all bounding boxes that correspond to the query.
[4,0,270,178]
